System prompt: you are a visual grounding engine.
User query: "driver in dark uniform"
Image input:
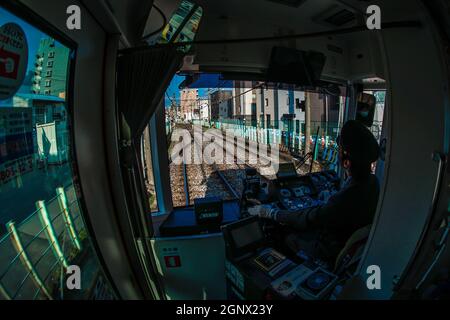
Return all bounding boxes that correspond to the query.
[249,120,380,262]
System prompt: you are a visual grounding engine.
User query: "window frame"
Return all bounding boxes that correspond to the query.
[0,0,120,298]
[149,103,173,218]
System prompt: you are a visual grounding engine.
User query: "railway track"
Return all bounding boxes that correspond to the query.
[169,162,189,206]
[168,123,304,207]
[170,128,245,207]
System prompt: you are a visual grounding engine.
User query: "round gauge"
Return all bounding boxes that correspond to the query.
[293,187,304,197]
[300,185,311,195]
[304,197,313,207]
[306,272,330,290]
[280,189,291,198]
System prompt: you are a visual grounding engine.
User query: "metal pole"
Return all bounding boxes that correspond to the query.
[310,126,320,173]
[305,92,311,155]
[6,221,53,300]
[56,187,82,251]
[0,282,11,300]
[182,163,190,207]
[37,201,69,268]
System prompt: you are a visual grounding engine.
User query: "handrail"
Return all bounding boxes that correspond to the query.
[0,225,51,281]
[0,198,79,246]
[0,187,84,300]
[32,259,60,300]
[9,237,61,301]
[1,218,80,299]
[17,193,60,227]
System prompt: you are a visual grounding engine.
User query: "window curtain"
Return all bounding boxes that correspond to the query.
[115,46,183,257]
[117,46,184,141]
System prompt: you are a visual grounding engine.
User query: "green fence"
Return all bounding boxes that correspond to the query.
[168,119,382,162]
[0,185,86,300]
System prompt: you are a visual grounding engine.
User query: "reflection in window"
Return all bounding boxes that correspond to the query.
[160,0,195,42]
[0,6,115,299]
[158,0,203,52]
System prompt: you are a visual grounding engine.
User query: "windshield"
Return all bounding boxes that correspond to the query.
[160,73,348,207]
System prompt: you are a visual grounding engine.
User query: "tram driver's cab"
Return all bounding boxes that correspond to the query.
[143,0,450,301]
[0,0,448,301]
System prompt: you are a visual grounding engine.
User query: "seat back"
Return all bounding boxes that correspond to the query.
[334,224,372,274]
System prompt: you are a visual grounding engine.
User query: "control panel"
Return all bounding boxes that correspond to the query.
[274,168,341,212]
[241,162,341,215]
[309,170,340,194]
[223,217,341,300]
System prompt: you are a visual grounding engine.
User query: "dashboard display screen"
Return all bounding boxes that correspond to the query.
[230,221,264,249]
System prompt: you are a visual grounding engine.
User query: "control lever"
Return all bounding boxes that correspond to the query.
[246,198,262,206]
[241,194,262,217]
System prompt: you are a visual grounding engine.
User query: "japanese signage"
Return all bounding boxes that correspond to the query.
[0,23,28,100]
[0,155,34,185]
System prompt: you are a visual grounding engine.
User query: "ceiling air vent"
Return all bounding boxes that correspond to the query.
[266,0,308,8]
[314,4,359,28]
[324,9,356,27]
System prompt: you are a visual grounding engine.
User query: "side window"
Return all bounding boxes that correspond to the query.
[141,125,158,213]
[372,90,386,141]
[364,90,386,141]
[0,6,115,299]
[140,0,203,214]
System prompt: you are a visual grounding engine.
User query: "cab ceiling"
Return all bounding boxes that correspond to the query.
[143,0,420,81]
[146,0,420,45]
[193,0,366,39]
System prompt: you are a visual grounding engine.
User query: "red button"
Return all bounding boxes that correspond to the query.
[164,255,181,268]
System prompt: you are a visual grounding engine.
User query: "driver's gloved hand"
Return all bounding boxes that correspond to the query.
[248,204,277,220]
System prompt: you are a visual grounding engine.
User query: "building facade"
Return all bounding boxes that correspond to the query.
[0,94,68,166]
[198,99,209,121]
[255,87,306,128]
[232,81,257,123]
[209,89,232,121]
[180,89,198,121]
[32,38,70,98]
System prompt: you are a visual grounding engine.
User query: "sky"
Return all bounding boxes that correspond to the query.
[165,75,184,106]
[165,74,208,107]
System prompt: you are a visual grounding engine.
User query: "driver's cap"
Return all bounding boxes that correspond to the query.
[338,120,380,163]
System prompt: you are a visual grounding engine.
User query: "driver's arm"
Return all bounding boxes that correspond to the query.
[274,191,347,231]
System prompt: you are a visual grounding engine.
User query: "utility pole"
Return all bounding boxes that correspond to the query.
[172,93,177,124]
[305,91,311,155]
[325,95,328,144]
